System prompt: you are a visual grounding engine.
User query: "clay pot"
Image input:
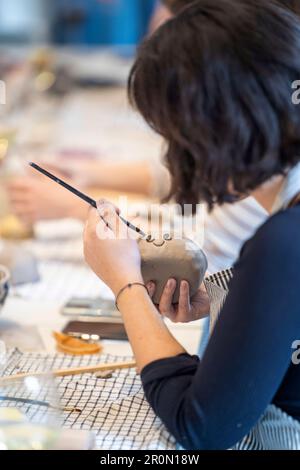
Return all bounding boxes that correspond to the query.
[138,236,207,304]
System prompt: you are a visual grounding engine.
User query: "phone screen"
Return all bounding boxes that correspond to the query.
[63,320,128,341]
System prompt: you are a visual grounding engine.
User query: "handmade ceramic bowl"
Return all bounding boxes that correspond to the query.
[138,236,207,304]
[0,265,9,313]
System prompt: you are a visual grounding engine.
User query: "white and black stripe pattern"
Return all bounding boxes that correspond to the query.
[204,268,234,331]
[204,269,300,450]
[272,162,300,213]
[205,268,234,291]
[203,197,267,275]
[233,405,300,450]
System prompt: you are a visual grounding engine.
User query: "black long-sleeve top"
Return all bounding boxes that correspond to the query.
[141,204,300,450]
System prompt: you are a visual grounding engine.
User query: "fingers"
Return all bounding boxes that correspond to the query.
[9,193,32,205]
[8,189,33,223]
[177,281,191,322]
[10,200,35,214]
[158,280,192,323]
[178,281,190,312]
[83,209,100,259]
[85,206,115,242]
[146,281,156,299]
[97,199,120,215]
[7,178,32,193]
[10,203,37,224]
[97,201,117,230]
[97,200,132,239]
[85,199,140,248]
[159,279,177,316]
[85,207,101,234]
[41,160,71,176]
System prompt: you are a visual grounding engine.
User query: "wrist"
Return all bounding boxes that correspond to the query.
[111,273,144,297]
[116,282,151,312]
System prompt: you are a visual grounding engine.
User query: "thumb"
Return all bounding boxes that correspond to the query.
[97,198,120,215]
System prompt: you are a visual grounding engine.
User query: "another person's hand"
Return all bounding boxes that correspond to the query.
[147,279,210,323]
[84,200,143,295]
[39,158,102,188]
[7,174,88,224]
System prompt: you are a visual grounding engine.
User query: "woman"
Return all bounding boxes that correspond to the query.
[10,0,300,277]
[8,0,270,278]
[84,0,300,449]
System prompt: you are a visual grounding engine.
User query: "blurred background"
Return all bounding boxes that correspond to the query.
[0,0,156,45]
[0,0,165,239]
[0,0,200,353]
[0,1,206,449]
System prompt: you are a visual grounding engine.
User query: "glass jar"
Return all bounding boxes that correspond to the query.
[0,353,62,450]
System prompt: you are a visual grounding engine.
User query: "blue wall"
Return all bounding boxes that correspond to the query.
[53,0,157,45]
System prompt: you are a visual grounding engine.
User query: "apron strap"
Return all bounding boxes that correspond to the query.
[288,192,300,208]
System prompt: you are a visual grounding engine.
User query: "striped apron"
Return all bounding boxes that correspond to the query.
[204,268,300,450]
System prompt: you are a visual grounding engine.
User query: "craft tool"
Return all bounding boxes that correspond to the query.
[29,162,147,237]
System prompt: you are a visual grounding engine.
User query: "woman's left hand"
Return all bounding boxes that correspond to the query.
[83,200,143,296]
[146,280,210,323]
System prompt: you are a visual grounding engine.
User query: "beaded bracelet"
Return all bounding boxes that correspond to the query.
[115,282,149,311]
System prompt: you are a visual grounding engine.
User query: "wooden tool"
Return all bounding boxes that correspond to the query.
[0,360,137,383]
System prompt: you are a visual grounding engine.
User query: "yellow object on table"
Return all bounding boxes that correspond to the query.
[0,214,33,240]
[53,331,102,356]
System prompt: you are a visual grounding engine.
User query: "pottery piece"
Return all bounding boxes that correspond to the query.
[138,235,207,304]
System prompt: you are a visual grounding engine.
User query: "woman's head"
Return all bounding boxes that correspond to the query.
[129,0,300,209]
[161,0,194,15]
[162,0,300,17]
[279,0,300,15]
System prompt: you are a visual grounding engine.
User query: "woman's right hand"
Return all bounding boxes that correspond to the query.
[7,174,88,223]
[147,280,210,323]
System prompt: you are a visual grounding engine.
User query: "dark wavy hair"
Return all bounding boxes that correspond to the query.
[279,0,300,15]
[162,0,300,15]
[161,0,194,14]
[129,0,300,209]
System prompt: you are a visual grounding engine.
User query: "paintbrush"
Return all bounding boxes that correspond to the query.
[29,162,147,238]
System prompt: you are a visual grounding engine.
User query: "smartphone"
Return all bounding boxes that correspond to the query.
[63,319,128,341]
[61,297,122,321]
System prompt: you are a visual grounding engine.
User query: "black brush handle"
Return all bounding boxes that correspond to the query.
[29,162,146,237]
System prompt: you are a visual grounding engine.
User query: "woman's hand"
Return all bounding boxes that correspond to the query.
[7,174,88,223]
[85,200,187,371]
[147,279,210,323]
[38,158,102,188]
[83,200,143,296]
